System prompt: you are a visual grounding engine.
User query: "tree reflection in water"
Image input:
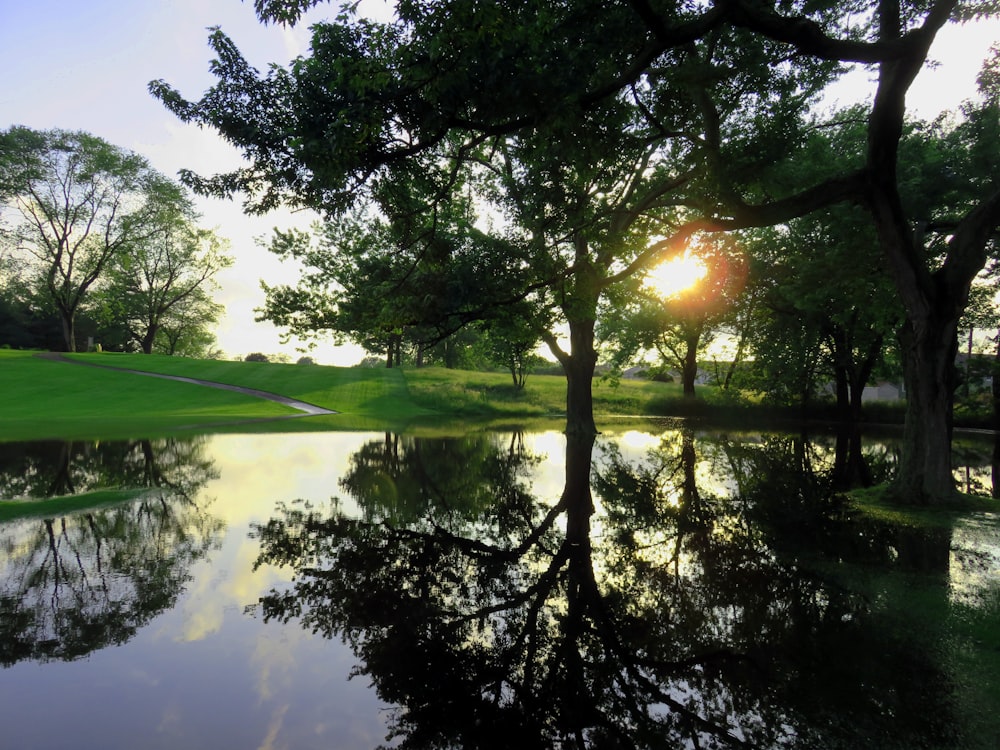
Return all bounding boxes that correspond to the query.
[0,437,223,665]
[250,429,989,749]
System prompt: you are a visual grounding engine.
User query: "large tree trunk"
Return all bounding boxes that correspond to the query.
[141,323,159,355]
[562,318,598,436]
[829,325,857,424]
[992,328,1000,430]
[850,334,883,425]
[992,434,1000,500]
[164,330,180,355]
[892,312,959,503]
[849,374,866,425]
[385,332,400,368]
[544,247,601,437]
[542,316,598,437]
[47,441,76,496]
[60,310,76,353]
[870,192,981,504]
[832,423,872,490]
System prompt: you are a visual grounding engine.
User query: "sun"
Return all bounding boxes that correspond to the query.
[643,253,708,299]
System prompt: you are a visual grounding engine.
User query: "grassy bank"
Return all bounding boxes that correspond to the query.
[0,350,917,442]
[0,351,699,441]
[0,351,457,439]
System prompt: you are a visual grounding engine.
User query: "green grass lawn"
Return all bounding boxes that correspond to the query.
[0,351,438,440]
[400,366,695,417]
[69,351,431,421]
[0,351,299,438]
[0,350,700,442]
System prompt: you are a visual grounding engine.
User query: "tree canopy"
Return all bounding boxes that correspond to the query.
[97,205,232,354]
[0,127,190,352]
[151,1,1000,502]
[0,126,230,355]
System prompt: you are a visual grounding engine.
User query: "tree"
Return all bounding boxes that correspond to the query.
[98,206,232,354]
[157,4,840,436]
[477,304,543,389]
[258,189,535,369]
[153,286,224,357]
[0,436,222,665]
[247,425,973,747]
[152,2,1000,502]
[601,239,747,398]
[744,208,899,419]
[0,127,188,352]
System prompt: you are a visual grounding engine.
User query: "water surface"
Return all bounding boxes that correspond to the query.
[0,426,997,748]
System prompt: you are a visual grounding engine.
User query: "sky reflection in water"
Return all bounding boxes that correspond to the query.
[0,427,997,749]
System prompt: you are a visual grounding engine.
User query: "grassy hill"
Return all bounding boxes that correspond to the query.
[0,350,696,441]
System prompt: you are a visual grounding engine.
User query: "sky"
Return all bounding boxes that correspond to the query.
[1,1,997,364]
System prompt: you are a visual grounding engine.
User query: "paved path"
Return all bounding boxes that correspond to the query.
[35,353,337,416]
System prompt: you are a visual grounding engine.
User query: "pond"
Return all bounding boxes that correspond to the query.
[0,423,998,749]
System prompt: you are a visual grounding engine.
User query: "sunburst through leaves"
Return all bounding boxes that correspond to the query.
[643,253,708,299]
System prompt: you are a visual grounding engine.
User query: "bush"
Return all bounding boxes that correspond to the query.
[296,356,316,366]
[244,352,269,363]
[647,369,674,383]
[532,363,565,377]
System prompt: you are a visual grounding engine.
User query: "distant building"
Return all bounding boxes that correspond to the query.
[861,382,903,402]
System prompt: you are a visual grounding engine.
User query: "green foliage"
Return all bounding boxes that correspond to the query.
[741,97,1000,424]
[257,187,536,367]
[475,303,544,389]
[94,205,232,355]
[0,127,195,352]
[150,1,1000,495]
[600,237,749,398]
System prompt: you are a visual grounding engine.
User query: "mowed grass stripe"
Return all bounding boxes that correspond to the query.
[66,353,427,417]
[0,352,301,439]
[3,353,296,417]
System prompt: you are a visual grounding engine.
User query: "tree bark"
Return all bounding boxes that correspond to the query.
[60,310,76,353]
[385,333,400,368]
[992,434,1000,499]
[892,312,959,502]
[562,318,599,436]
[141,323,159,355]
[993,328,1000,431]
[860,3,976,504]
[832,423,872,490]
[834,367,851,423]
[542,315,599,437]
[542,244,601,437]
